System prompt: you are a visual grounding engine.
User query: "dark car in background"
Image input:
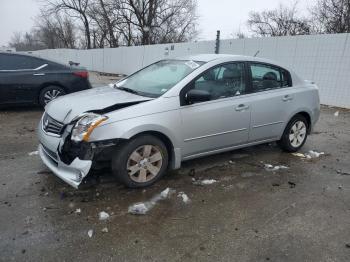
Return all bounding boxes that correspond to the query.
[0,52,91,107]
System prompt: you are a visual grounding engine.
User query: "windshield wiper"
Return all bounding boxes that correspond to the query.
[116,86,140,95]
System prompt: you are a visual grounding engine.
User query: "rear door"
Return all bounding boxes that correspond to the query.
[180,62,251,158]
[247,62,295,142]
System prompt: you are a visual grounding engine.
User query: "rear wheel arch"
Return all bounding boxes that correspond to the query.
[37,82,68,101]
[291,111,311,134]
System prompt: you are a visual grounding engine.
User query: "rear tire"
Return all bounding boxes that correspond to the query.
[278,114,308,152]
[111,135,169,188]
[39,85,66,107]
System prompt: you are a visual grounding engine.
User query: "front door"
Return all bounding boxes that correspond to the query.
[180,62,251,158]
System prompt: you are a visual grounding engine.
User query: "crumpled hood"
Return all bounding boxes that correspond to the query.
[45,86,150,123]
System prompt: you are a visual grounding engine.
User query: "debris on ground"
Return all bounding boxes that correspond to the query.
[337,170,350,176]
[345,243,350,248]
[75,208,81,214]
[264,164,289,171]
[128,188,174,215]
[193,179,217,186]
[101,227,108,233]
[334,111,339,117]
[292,150,325,159]
[88,229,93,238]
[28,151,39,156]
[178,192,190,203]
[288,181,296,188]
[98,211,110,221]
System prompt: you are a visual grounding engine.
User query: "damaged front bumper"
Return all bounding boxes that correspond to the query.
[38,144,92,188]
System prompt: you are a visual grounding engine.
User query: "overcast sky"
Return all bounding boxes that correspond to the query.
[0,0,316,46]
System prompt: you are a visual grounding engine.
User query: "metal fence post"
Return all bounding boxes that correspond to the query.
[215,30,220,54]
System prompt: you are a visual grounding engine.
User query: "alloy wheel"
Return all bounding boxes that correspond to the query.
[127,145,163,183]
[289,121,307,147]
[44,89,62,104]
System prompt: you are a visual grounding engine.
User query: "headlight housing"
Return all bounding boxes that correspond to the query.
[71,113,108,142]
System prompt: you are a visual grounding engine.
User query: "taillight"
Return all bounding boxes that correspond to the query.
[73,71,88,78]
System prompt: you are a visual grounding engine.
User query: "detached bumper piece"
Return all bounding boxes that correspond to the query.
[39,144,92,188]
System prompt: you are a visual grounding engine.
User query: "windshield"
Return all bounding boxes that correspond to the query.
[115,60,205,97]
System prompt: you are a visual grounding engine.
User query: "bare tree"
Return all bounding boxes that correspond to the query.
[88,0,120,47]
[118,0,198,45]
[311,0,350,33]
[9,31,45,51]
[45,0,92,48]
[247,2,311,37]
[35,11,77,48]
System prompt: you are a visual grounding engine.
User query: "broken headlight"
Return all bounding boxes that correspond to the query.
[71,113,108,142]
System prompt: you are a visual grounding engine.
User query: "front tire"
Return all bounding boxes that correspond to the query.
[278,115,308,152]
[111,135,169,188]
[39,85,66,107]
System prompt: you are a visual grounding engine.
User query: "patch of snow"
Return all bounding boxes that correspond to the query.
[75,208,81,214]
[98,211,110,221]
[264,164,289,171]
[101,227,108,233]
[178,192,190,203]
[88,229,93,238]
[128,188,175,215]
[292,150,325,159]
[334,111,339,117]
[307,150,325,158]
[28,151,39,156]
[160,187,170,199]
[193,179,217,185]
[128,203,149,215]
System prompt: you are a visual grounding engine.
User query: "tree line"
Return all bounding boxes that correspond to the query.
[9,0,350,51]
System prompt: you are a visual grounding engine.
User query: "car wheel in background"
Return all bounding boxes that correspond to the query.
[111,135,169,188]
[278,114,308,152]
[39,85,66,106]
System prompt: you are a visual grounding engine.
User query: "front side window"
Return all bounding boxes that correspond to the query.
[115,60,205,98]
[189,62,246,101]
[250,63,291,92]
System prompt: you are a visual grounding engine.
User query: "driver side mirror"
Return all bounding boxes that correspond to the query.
[185,89,211,104]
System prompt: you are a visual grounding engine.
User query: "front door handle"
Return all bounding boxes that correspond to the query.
[235,104,249,111]
[282,95,293,102]
[33,73,45,76]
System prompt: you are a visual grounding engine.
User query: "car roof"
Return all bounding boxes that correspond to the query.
[176,53,286,67]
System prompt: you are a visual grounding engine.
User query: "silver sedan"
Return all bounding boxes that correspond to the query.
[37,54,320,188]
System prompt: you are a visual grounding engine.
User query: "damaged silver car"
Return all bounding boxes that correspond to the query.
[37,54,320,188]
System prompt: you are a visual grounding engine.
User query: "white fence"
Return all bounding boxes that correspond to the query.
[32,33,350,108]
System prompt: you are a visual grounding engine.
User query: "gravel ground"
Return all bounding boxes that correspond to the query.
[0,75,349,261]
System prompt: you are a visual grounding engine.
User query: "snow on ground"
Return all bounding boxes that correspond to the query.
[98,211,110,221]
[28,151,38,156]
[128,188,174,215]
[292,150,325,159]
[193,179,217,185]
[264,164,289,171]
[177,192,190,203]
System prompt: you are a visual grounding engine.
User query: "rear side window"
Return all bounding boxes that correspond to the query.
[0,54,46,70]
[250,63,292,92]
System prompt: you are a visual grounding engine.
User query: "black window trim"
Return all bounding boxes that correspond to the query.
[247,61,293,93]
[180,61,250,106]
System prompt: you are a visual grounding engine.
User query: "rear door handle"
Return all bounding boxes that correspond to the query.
[235,104,249,111]
[282,95,293,102]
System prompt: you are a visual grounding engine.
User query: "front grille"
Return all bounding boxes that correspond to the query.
[42,113,64,136]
